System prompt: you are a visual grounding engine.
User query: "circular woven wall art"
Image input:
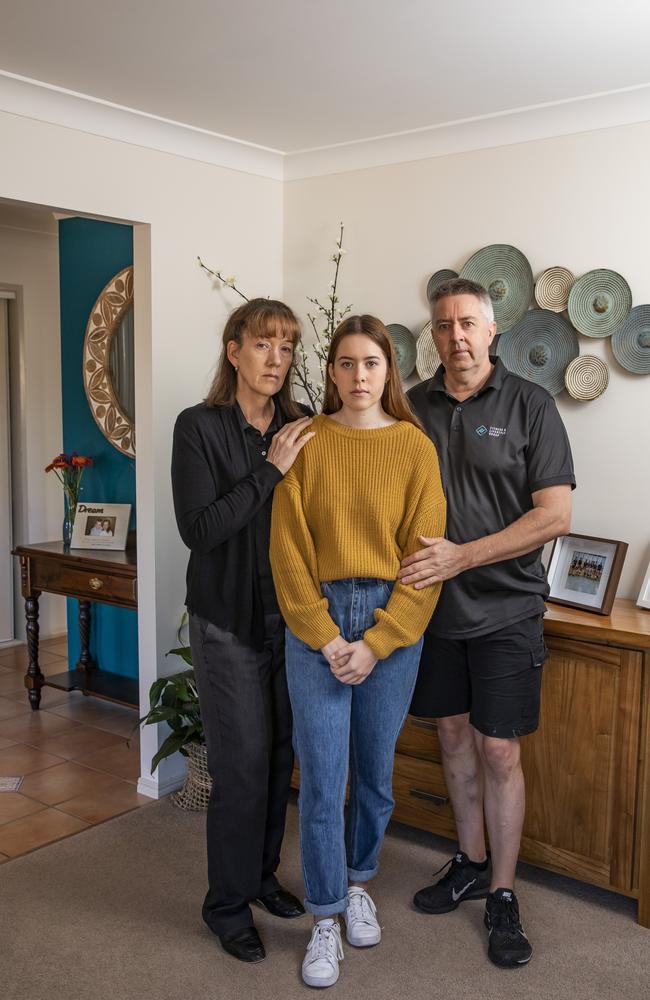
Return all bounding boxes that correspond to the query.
[567,268,632,338]
[496,309,579,395]
[459,244,533,334]
[426,269,458,302]
[534,266,575,312]
[611,304,650,374]
[564,355,609,400]
[386,324,417,378]
[415,320,441,379]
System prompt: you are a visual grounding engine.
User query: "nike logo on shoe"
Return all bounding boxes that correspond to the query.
[451,878,477,902]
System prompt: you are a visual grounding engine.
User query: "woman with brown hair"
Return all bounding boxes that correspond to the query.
[270,315,446,988]
[171,298,313,964]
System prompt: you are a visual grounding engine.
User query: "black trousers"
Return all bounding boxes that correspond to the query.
[189,612,294,936]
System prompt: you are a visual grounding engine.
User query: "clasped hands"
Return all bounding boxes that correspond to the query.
[321,635,377,685]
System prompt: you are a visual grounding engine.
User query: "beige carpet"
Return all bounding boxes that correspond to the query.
[1,797,648,1000]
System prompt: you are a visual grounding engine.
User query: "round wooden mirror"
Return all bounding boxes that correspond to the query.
[82,266,135,457]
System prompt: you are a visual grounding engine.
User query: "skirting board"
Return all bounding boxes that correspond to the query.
[138,767,186,800]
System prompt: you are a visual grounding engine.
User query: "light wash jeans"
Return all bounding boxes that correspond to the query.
[285,577,422,916]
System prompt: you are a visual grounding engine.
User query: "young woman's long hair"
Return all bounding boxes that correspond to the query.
[322,314,423,429]
[206,297,304,418]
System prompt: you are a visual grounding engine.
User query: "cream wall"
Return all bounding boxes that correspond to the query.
[0,209,65,640]
[0,110,283,794]
[284,120,650,600]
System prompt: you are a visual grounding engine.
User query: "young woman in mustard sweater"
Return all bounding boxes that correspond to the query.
[270,315,446,988]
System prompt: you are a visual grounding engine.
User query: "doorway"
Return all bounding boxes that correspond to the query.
[0,292,14,643]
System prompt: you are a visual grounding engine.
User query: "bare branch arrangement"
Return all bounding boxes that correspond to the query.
[293,223,352,410]
[198,223,351,410]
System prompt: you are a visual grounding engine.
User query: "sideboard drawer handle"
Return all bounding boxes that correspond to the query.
[411,718,438,731]
[409,787,449,807]
[89,577,104,591]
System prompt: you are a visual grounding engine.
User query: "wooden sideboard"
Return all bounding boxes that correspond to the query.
[291,599,650,926]
[12,540,138,709]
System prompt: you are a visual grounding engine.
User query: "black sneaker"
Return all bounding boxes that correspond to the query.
[484,888,532,967]
[413,851,490,914]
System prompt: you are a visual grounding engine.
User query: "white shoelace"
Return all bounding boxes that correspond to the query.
[305,920,344,967]
[347,888,378,928]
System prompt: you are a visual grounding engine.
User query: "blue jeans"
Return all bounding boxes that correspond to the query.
[285,578,422,916]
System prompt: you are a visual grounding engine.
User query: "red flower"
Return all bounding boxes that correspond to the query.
[71,455,93,467]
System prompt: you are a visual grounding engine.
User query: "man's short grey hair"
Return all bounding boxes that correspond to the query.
[429,277,495,325]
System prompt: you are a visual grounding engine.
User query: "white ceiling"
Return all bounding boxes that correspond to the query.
[2,0,650,153]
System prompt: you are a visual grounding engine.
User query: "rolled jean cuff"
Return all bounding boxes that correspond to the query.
[347,864,378,882]
[304,896,348,917]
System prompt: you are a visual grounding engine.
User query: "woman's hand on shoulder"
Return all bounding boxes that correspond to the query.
[267,416,315,475]
[330,640,377,685]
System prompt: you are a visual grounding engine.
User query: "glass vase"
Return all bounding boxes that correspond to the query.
[62,492,74,549]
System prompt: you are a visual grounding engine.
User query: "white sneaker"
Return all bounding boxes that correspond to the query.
[344,887,381,947]
[302,919,344,988]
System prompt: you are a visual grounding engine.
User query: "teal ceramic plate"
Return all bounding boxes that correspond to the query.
[611,304,650,373]
[496,309,578,395]
[460,244,533,334]
[387,324,417,378]
[567,269,632,338]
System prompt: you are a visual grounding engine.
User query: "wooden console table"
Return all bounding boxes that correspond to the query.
[12,540,138,710]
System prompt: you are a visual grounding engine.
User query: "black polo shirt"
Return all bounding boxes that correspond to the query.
[407,358,575,639]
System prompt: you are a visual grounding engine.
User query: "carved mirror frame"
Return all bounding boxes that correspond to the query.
[82,265,135,458]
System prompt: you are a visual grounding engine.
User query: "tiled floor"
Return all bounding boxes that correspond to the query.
[0,637,149,861]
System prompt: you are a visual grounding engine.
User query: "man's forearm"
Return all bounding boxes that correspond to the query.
[460,501,570,571]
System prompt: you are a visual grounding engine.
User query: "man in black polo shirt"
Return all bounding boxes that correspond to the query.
[401,277,574,968]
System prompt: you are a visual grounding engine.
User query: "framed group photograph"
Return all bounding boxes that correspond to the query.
[70,502,131,551]
[546,533,628,616]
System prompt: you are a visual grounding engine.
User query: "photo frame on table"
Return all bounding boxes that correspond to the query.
[546,533,628,616]
[637,560,650,610]
[70,502,131,551]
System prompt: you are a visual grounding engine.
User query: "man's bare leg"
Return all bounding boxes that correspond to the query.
[436,713,486,862]
[474,732,525,889]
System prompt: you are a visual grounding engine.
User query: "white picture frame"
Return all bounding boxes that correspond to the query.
[70,502,131,550]
[637,560,650,610]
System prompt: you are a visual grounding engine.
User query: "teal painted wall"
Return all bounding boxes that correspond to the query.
[59,218,138,679]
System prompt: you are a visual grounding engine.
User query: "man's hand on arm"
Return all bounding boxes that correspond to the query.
[398,484,572,589]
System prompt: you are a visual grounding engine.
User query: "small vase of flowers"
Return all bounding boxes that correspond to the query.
[45,452,93,548]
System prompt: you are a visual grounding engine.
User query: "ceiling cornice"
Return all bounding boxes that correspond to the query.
[0,71,285,181]
[284,83,650,180]
[2,71,650,184]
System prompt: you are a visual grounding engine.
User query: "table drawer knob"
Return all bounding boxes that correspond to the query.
[89,577,104,591]
[409,787,449,807]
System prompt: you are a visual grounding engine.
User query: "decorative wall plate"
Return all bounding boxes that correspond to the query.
[82,266,135,457]
[426,269,458,302]
[459,244,533,333]
[567,268,632,338]
[495,309,578,395]
[535,266,575,312]
[564,355,609,400]
[387,324,417,378]
[415,321,441,379]
[611,304,650,374]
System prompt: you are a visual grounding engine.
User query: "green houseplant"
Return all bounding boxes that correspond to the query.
[138,617,210,809]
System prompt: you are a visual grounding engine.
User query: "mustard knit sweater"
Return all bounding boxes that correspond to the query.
[270,414,446,659]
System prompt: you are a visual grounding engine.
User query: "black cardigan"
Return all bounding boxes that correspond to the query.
[171,400,308,650]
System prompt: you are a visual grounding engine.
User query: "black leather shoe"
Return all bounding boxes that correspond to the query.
[219,926,266,963]
[254,888,305,919]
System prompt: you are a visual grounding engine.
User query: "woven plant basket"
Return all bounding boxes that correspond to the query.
[171,741,211,811]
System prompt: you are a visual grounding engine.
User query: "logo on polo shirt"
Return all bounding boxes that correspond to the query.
[475,424,507,438]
